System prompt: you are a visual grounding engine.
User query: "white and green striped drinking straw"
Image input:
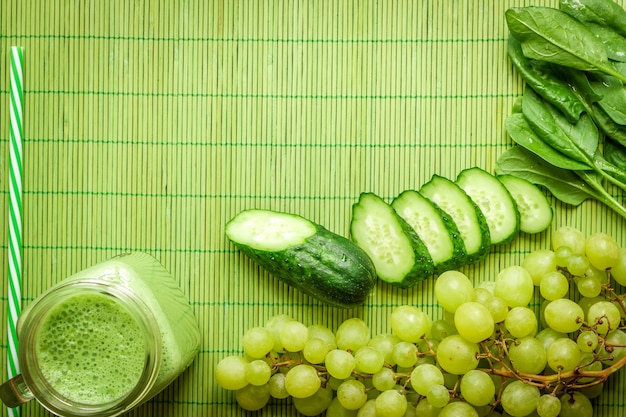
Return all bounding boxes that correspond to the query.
[7,46,24,417]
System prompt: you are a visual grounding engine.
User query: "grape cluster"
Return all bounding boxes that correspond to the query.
[215,227,626,417]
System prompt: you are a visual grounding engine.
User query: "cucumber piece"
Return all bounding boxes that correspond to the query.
[350,192,434,288]
[225,209,377,308]
[498,175,554,234]
[456,167,520,245]
[419,175,491,263]
[391,190,467,274]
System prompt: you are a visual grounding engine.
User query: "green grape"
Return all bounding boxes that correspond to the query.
[235,383,270,411]
[368,333,401,365]
[474,287,493,305]
[567,254,590,276]
[578,296,605,317]
[504,307,537,339]
[436,334,479,375]
[599,329,626,365]
[438,401,479,417]
[585,232,620,270]
[459,369,495,406]
[414,398,442,417]
[484,295,509,323]
[552,226,586,255]
[215,355,249,390]
[390,305,431,343]
[337,379,367,410]
[547,338,581,373]
[392,341,418,368]
[279,320,309,352]
[536,394,560,417]
[535,328,566,353]
[539,271,569,301]
[426,384,450,408]
[242,326,275,358]
[477,280,496,294]
[268,372,289,399]
[410,363,444,395]
[309,323,338,350]
[374,389,407,417]
[494,265,534,307]
[354,346,385,374]
[293,386,334,416]
[554,246,574,268]
[522,249,557,286]
[372,367,396,392]
[454,301,495,343]
[245,359,272,386]
[435,270,476,313]
[327,398,360,417]
[285,364,321,398]
[429,319,458,341]
[559,392,593,417]
[303,337,330,364]
[612,248,626,286]
[577,276,602,298]
[326,349,356,379]
[336,318,371,352]
[543,299,584,333]
[576,330,599,353]
[508,337,547,375]
[587,300,622,335]
[355,399,377,417]
[265,314,294,352]
[500,380,540,417]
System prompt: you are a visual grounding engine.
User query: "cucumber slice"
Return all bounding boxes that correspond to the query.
[456,167,520,245]
[350,192,434,288]
[226,209,377,308]
[419,175,491,263]
[498,175,554,234]
[392,190,467,274]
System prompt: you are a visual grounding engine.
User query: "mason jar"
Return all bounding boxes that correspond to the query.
[0,252,201,417]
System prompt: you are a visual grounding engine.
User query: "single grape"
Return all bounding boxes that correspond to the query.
[576,276,602,298]
[336,318,370,352]
[535,328,566,352]
[552,226,586,255]
[355,399,377,417]
[539,271,569,301]
[438,401,479,417]
[536,394,561,417]
[325,349,356,379]
[429,319,458,341]
[368,333,401,365]
[293,386,334,416]
[303,337,331,364]
[547,338,581,373]
[500,380,540,417]
[242,326,275,358]
[280,320,309,352]
[308,323,338,350]
[426,384,450,408]
[284,364,321,398]
[215,355,249,390]
[372,367,397,392]
[414,398,442,417]
[337,379,367,410]
[454,301,495,343]
[494,265,534,307]
[599,329,626,365]
[504,307,537,339]
[354,346,385,374]
[576,330,599,353]
[265,314,294,352]
[559,392,593,417]
[459,369,496,406]
[374,389,407,417]
[543,299,584,333]
[235,383,270,411]
[611,248,626,286]
[392,341,418,368]
[567,254,590,276]
[587,300,622,335]
[390,305,431,343]
[554,245,573,268]
[522,249,557,286]
[245,359,272,386]
[436,334,479,375]
[268,372,289,399]
[474,287,493,305]
[508,337,547,375]
[484,295,509,323]
[435,270,476,313]
[585,232,620,270]
[410,363,444,396]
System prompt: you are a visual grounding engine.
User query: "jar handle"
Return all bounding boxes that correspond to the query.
[0,374,34,408]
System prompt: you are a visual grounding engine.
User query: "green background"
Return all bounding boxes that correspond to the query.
[1,0,625,416]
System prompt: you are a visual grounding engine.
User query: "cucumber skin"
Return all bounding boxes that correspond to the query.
[229,224,377,309]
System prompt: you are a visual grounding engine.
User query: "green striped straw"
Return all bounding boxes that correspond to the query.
[7,46,23,417]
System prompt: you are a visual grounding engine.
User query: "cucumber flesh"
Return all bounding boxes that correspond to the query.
[350,192,434,288]
[498,174,553,234]
[456,167,520,245]
[419,175,491,263]
[392,190,467,274]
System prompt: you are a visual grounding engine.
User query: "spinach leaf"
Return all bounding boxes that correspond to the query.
[588,74,626,125]
[560,0,626,38]
[586,23,626,62]
[591,103,626,147]
[506,7,626,82]
[604,138,626,169]
[507,36,585,122]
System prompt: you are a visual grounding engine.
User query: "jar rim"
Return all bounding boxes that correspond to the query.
[18,279,162,417]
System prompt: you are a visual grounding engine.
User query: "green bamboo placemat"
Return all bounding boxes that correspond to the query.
[1,0,625,416]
